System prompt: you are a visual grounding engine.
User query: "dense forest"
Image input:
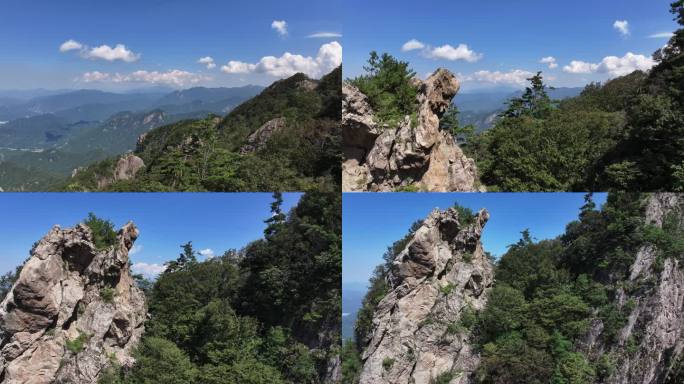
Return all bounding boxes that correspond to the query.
[89,191,341,384]
[349,1,683,192]
[343,193,684,383]
[61,66,342,192]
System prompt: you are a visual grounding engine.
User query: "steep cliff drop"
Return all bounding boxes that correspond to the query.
[343,69,481,192]
[0,222,146,384]
[583,193,684,384]
[359,207,493,383]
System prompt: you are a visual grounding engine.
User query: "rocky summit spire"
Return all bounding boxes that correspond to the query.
[359,207,493,383]
[343,68,482,192]
[0,222,146,384]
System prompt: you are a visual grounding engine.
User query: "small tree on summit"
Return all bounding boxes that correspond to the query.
[350,52,418,124]
[264,192,286,238]
[165,241,197,273]
[502,72,556,119]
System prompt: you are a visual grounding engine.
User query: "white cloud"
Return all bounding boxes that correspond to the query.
[131,262,166,278]
[540,56,558,69]
[424,44,482,62]
[613,20,630,36]
[221,41,342,78]
[462,69,535,86]
[59,39,83,52]
[563,52,656,77]
[86,44,140,62]
[221,61,257,74]
[562,60,598,74]
[60,40,140,62]
[401,39,425,52]
[271,20,288,36]
[198,56,216,69]
[648,32,674,38]
[307,32,342,38]
[80,69,209,87]
[129,244,143,255]
[199,248,215,258]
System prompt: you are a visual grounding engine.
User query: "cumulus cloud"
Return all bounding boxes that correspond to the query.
[80,69,209,87]
[424,44,482,62]
[59,40,140,62]
[87,44,140,62]
[271,20,288,36]
[198,56,216,69]
[540,56,558,69]
[59,39,83,52]
[401,39,482,62]
[401,39,425,52]
[613,20,630,36]
[199,248,215,258]
[307,32,342,38]
[562,52,656,77]
[462,69,535,86]
[221,41,342,78]
[131,262,166,278]
[648,32,674,38]
[221,61,256,74]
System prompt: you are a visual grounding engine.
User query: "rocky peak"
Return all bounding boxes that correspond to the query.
[0,222,146,384]
[239,117,287,154]
[582,193,684,384]
[359,207,493,384]
[342,68,481,192]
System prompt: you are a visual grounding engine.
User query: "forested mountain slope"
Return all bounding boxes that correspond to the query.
[62,66,342,192]
[344,193,684,383]
[98,192,341,384]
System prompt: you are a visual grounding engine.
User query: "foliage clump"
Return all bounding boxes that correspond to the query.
[84,213,117,250]
[349,52,418,125]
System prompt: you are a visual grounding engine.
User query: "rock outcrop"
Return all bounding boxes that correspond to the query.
[0,222,147,384]
[343,69,481,192]
[359,207,493,383]
[113,154,145,182]
[582,193,684,384]
[239,117,286,154]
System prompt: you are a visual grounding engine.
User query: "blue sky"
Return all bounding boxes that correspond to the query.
[0,0,341,90]
[343,193,608,287]
[0,193,301,277]
[344,0,677,91]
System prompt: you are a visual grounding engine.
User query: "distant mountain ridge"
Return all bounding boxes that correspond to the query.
[0,85,264,190]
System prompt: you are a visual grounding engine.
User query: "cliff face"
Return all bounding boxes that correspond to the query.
[359,207,493,384]
[342,68,481,192]
[0,223,146,384]
[583,193,684,384]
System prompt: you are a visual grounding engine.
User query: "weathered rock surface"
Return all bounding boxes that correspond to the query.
[359,207,493,384]
[342,69,481,192]
[239,117,287,154]
[582,193,684,384]
[114,154,145,182]
[0,222,147,384]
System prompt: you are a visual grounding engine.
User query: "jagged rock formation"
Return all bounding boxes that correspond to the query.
[582,193,684,384]
[360,207,493,384]
[0,222,146,384]
[239,117,286,154]
[343,69,481,192]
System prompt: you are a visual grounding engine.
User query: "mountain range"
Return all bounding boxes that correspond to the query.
[0,86,263,190]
